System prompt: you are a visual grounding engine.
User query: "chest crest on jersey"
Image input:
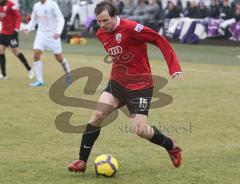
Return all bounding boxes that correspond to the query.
[115,33,122,44]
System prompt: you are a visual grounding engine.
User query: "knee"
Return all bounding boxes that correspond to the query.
[34,52,41,61]
[92,110,107,123]
[12,49,20,56]
[130,122,148,137]
[0,47,5,54]
[54,54,63,62]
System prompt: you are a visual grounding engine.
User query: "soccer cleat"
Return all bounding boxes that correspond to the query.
[65,73,72,86]
[167,145,182,168]
[28,69,34,79]
[0,74,7,80]
[68,160,86,173]
[29,80,44,87]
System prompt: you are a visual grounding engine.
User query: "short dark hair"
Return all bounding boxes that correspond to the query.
[94,1,118,17]
[0,0,6,6]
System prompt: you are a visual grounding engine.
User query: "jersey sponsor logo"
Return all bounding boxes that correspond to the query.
[115,33,122,43]
[134,24,144,32]
[107,46,122,56]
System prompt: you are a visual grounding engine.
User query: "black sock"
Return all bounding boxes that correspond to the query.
[0,54,6,77]
[79,124,101,162]
[149,126,173,150]
[17,53,31,71]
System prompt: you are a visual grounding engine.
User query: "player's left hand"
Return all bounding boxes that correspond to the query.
[172,73,184,80]
[53,33,60,39]
[14,29,19,32]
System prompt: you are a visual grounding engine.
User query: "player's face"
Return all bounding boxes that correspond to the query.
[96,10,117,32]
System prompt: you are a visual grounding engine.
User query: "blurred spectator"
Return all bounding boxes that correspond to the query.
[176,0,183,12]
[218,0,223,8]
[208,0,220,18]
[219,0,233,20]
[218,0,235,36]
[185,1,198,18]
[143,0,160,22]
[124,0,147,23]
[124,0,160,25]
[229,3,240,41]
[230,0,237,9]
[143,0,163,31]
[113,0,125,15]
[157,0,163,10]
[183,1,191,16]
[56,0,72,41]
[121,0,135,15]
[155,0,163,20]
[196,1,208,18]
[234,3,240,21]
[165,0,181,18]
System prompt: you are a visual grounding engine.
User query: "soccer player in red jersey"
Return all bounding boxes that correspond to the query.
[68,1,183,173]
[0,0,33,80]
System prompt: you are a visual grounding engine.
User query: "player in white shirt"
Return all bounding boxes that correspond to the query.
[24,0,71,87]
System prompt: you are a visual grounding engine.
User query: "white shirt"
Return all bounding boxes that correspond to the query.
[27,0,64,34]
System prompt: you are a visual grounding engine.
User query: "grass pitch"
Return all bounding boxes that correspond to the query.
[0,33,240,184]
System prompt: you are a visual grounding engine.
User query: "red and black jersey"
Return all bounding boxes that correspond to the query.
[0,0,21,35]
[96,18,182,90]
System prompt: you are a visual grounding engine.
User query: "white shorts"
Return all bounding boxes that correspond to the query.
[33,31,62,54]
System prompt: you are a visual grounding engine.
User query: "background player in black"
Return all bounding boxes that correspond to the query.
[0,0,33,80]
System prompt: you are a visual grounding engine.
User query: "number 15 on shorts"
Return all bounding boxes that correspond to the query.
[139,97,148,109]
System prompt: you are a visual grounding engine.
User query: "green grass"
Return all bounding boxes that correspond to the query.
[0,33,240,184]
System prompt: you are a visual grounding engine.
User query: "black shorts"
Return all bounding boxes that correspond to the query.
[0,33,19,48]
[103,80,153,116]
